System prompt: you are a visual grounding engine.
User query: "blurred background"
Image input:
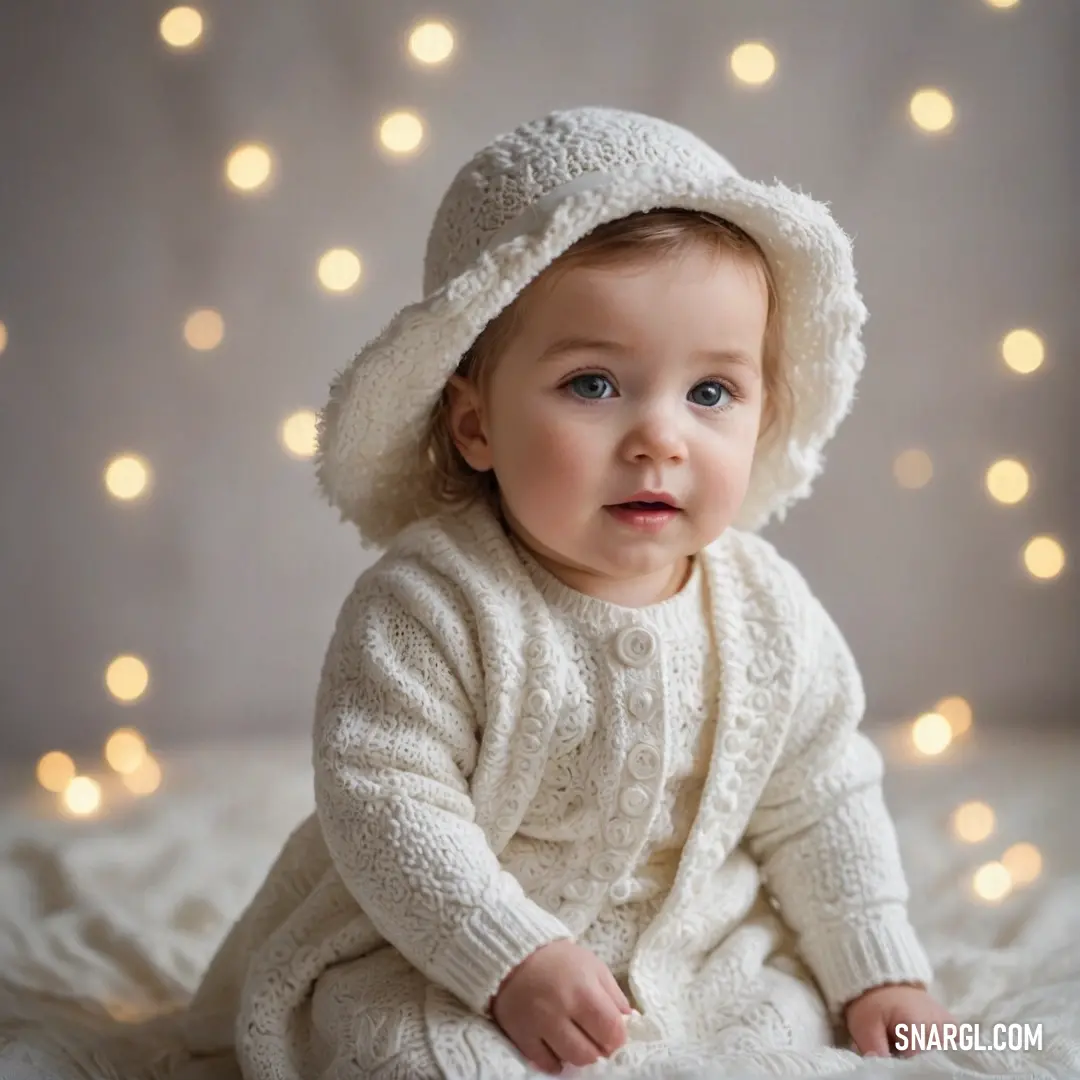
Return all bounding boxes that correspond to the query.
[1,0,1077,790]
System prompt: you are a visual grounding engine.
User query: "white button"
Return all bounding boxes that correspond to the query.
[589,852,622,881]
[609,879,633,903]
[627,744,661,781]
[604,817,635,847]
[627,685,659,721]
[618,785,650,817]
[613,627,657,668]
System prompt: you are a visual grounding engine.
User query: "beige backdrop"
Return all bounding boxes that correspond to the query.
[0,0,1076,761]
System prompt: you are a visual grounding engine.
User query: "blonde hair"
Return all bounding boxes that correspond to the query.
[419,208,791,518]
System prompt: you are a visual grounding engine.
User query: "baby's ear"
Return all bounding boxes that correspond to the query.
[445,374,476,419]
[444,373,470,402]
[445,376,493,469]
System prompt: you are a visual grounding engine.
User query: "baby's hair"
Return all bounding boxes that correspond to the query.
[419,208,791,518]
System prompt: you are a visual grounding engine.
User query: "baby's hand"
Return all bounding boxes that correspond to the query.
[490,939,632,1074]
[845,983,956,1057]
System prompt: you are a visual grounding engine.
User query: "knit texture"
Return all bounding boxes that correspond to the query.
[315,106,869,549]
[184,498,933,1079]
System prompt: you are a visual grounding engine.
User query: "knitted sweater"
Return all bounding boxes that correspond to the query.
[500,531,720,989]
[184,497,933,1077]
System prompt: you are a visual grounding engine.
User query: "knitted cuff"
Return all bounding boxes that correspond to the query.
[432,896,575,1017]
[798,909,935,1017]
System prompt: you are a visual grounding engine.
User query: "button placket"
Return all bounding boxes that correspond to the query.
[586,622,665,912]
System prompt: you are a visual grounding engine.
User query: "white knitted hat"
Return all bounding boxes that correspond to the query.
[316,106,868,549]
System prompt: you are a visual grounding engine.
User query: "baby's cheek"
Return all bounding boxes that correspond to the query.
[710,438,756,492]
[526,422,597,482]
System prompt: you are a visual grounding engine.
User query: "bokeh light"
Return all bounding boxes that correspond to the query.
[159,6,203,50]
[105,655,150,703]
[984,0,1020,8]
[62,776,102,817]
[317,248,362,292]
[0,320,7,355]
[1001,842,1042,885]
[909,88,955,133]
[378,110,425,155]
[935,695,973,736]
[105,728,147,774]
[952,800,995,843]
[225,143,273,192]
[1023,536,1066,580]
[122,753,162,796]
[408,20,455,64]
[281,409,318,459]
[184,308,224,351]
[985,458,1030,505]
[1001,328,1045,374]
[972,860,1013,903]
[36,751,76,793]
[729,42,776,86]
[893,449,933,489]
[104,454,151,501]
[911,712,952,756]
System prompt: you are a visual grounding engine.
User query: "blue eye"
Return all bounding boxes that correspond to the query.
[568,374,612,399]
[690,381,731,408]
[563,373,736,409]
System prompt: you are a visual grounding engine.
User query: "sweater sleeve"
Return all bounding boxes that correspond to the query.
[742,587,934,1017]
[312,577,574,1017]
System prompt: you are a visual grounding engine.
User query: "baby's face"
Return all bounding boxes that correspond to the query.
[451,246,768,604]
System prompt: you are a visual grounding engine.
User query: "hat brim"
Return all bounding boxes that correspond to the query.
[316,169,867,549]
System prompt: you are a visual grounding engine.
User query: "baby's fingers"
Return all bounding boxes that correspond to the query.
[518,1034,562,1075]
[576,989,627,1056]
[548,1020,607,1069]
[851,1013,891,1058]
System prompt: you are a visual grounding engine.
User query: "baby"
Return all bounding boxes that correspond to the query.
[183,107,954,1079]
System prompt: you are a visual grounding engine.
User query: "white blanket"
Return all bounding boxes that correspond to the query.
[1,726,1078,1079]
